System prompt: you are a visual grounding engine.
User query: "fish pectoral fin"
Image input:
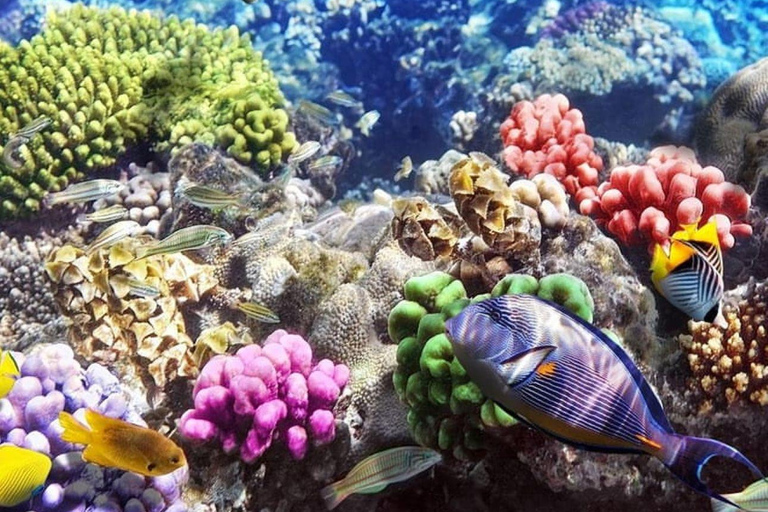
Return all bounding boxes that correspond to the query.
[82,444,121,469]
[497,346,556,387]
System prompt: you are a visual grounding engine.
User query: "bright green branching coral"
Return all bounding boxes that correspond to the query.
[0,4,295,219]
[390,271,595,460]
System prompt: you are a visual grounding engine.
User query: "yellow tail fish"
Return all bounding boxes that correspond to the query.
[650,220,726,328]
[0,445,52,506]
[59,409,187,477]
[0,351,20,398]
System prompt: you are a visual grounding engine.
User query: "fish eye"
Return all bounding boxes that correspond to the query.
[171,456,179,464]
[488,310,501,322]
[147,462,157,472]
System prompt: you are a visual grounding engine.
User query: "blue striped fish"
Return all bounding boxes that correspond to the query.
[445,294,763,507]
[650,220,726,327]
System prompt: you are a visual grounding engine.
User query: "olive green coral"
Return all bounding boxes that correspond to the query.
[0,4,295,219]
[390,271,595,459]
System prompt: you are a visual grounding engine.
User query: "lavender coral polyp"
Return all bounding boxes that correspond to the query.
[180,329,349,462]
[0,344,188,512]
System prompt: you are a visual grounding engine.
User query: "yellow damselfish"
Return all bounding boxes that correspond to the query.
[650,220,726,327]
[0,445,52,507]
[0,351,20,398]
[59,409,187,477]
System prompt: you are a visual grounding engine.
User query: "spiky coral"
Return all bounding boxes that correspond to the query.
[0,4,295,218]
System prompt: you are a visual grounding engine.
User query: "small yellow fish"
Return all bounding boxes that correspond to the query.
[59,409,187,477]
[650,220,726,327]
[0,445,52,507]
[236,301,280,323]
[0,351,20,399]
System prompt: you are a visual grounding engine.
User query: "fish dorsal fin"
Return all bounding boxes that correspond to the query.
[85,409,130,433]
[497,346,556,387]
[0,351,19,376]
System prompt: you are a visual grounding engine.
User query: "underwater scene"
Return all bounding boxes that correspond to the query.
[2,0,768,510]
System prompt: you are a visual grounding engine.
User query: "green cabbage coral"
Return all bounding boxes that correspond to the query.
[389,271,596,460]
[0,4,296,219]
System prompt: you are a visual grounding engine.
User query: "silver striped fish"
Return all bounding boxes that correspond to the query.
[650,220,726,327]
[236,301,280,323]
[712,478,768,512]
[78,205,129,224]
[287,141,321,165]
[181,185,242,210]
[85,220,140,254]
[46,179,125,206]
[320,446,441,510]
[3,116,52,169]
[137,225,232,259]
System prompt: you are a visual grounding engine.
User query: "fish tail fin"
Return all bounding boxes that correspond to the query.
[710,497,740,512]
[660,433,762,507]
[58,411,93,446]
[319,481,349,510]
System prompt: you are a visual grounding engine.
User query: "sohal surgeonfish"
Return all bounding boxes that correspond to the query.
[59,409,187,477]
[0,444,52,507]
[0,351,20,398]
[650,220,726,327]
[445,294,763,507]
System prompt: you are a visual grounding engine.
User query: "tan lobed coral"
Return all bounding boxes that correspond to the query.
[679,279,768,411]
[391,197,462,261]
[45,238,218,387]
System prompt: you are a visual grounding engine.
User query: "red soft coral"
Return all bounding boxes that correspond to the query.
[500,93,603,204]
[579,145,752,249]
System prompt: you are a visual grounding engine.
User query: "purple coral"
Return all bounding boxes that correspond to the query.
[180,329,349,462]
[0,344,188,512]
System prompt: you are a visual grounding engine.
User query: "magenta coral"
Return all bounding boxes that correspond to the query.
[500,93,603,203]
[579,146,752,249]
[179,329,349,462]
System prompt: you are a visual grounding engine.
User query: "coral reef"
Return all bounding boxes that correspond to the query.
[679,278,768,410]
[0,344,187,512]
[44,239,218,388]
[695,56,768,189]
[580,145,752,250]
[0,4,294,219]
[390,271,594,459]
[391,197,462,262]
[180,329,349,462]
[499,93,603,204]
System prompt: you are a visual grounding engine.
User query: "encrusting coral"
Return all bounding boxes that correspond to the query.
[0,4,295,219]
[180,329,349,463]
[679,279,768,411]
[44,238,218,388]
[390,271,595,460]
[0,344,188,512]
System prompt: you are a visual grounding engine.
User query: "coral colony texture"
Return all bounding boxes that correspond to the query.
[3,0,768,512]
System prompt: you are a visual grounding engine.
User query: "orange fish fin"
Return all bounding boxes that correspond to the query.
[59,412,93,446]
[536,361,557,377]
[635,434,662,451]
[84,409,128,433]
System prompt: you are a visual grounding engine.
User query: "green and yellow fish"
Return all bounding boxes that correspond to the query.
[712,478,768,512]
[0,351,20,398]
[650,220,726,327]
[0,445,52,507]
[236,301,280,323]
[320,446,441,510]
[59,409,187,477]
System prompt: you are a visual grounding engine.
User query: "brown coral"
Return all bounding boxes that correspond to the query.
[391,197,462,261]
[45,238,218,387]
[450,154,542,256]
[679,279,768,410]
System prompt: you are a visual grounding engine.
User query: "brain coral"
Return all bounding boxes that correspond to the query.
[695,56,768,189]
[0,4,295,219]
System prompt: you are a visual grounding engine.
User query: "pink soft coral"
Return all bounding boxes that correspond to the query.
[579,146,752,249]
[500,93,603,204]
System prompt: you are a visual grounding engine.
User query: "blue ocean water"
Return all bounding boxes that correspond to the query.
[1,0,768,511]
